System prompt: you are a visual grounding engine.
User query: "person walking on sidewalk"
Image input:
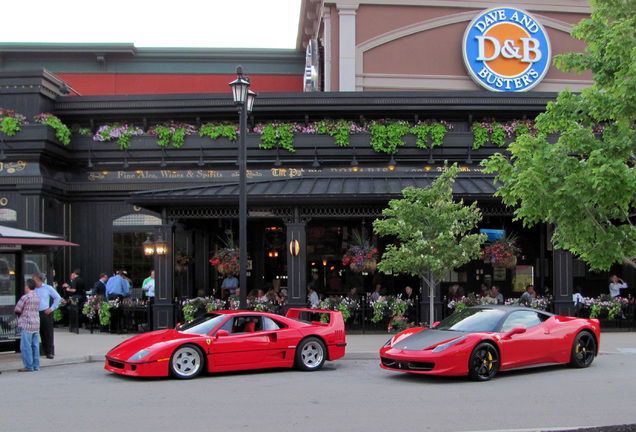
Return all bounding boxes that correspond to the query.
[14,278,41,372]
[32,272,61,359]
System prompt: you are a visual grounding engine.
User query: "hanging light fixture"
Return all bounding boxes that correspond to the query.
[351,153,359,172]
[388,154,397,171]
[143,237,155,256]
[154,235,168,255]
[160,147,167,167]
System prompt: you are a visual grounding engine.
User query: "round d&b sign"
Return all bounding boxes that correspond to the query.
[462,7,551,92]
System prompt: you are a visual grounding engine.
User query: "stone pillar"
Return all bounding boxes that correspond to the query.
[552,248,574,316]
[286,221,307,308]
[153,218,174,329]
[337,4,357,91]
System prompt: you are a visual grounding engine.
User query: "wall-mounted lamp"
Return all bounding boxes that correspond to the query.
[155,236,168,255]
[322,259,327,266]
[289,239,300,256]
[268,250,279,258]
[351,153,359,172]
[143,236,155,256]
[123,149,130,168]
[144,235,167,256]
[312,147,321,168]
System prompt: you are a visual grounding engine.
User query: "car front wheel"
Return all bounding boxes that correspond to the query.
[295,337,326,371]
[570,331,596,368]
[468,342,499,381]
[170,344,204,379]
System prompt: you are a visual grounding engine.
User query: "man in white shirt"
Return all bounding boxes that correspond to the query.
[609,275,627,298]
[142,270,155,301]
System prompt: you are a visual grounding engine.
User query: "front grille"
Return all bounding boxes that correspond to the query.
[108,359,125,370]
[381,357,434,371]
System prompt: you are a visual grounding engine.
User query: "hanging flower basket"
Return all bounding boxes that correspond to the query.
[491,255,517,269]
[175,250,192,274]
[216,261,240,276]
[350,259,377,273]
[342,229,379,274]
[481,233,521,270]
[210,234,240,276]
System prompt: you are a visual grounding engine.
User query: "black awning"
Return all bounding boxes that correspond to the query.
[130,175,500,209]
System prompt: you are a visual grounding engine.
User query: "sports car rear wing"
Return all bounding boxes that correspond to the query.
[286,308,344,327]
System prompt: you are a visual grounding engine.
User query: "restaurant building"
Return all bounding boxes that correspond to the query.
[0,1,629,330]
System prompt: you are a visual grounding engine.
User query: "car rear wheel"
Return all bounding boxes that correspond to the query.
[295,337,326,371]
[170,344,204,379]
[570,331,596,368]
[468,342,499,381]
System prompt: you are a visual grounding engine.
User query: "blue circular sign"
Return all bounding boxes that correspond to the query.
[462,7,551,92]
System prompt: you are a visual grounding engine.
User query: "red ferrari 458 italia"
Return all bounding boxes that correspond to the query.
[380,305,600,381]
[105,308,346,379]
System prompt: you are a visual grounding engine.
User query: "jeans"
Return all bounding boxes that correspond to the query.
[20,330,40,371]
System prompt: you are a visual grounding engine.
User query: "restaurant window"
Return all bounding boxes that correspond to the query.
[112,213,159,288]
[0,209,17,221]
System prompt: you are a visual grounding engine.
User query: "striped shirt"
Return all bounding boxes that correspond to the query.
[15,291,41,333]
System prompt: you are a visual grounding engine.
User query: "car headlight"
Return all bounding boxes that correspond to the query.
[383,337,394,348]
[129,349,151,361]
[431,337,466,353]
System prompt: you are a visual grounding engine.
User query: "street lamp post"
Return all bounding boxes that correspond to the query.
[229,66,256,310]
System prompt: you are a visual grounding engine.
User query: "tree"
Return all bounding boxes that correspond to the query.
[373,163,486,323]
[482,0,636,271]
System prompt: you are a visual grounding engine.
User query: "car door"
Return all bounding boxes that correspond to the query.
[210,316,270,368]
[260,316,301,367]
[497,310,555,369]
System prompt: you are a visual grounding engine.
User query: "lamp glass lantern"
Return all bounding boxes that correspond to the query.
[154,236,168,255]
[246,90,256,113]
[229,73,251,105]
[143,237,155,256]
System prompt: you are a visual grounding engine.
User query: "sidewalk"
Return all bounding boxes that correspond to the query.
[0,328,634,373]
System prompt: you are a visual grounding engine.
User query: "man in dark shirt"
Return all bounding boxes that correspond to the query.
[63,269,85,302]
[91,273,108,298]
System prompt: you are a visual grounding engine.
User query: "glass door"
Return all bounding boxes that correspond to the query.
[0,253,19,345]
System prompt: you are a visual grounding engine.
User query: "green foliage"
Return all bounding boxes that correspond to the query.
[373,163,486,290]
[34,113,71,145]
[94,123,144,150]
[368,120,410,154]
[472,122,490,149]
[490,122,507,147]
[412,120,452,149]
[316,119,358,147]
[258,122,296,152]
[182,298,206,322]
[99,301,114,326]
[0,108,27,136]
[482,0,636,271]
[149,122,197,148]
[199,122,237,141]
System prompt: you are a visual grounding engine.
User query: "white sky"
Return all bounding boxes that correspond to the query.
[0,0,303,49]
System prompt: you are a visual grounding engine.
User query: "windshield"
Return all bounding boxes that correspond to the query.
[436,308,506,332]
[177,314,227,335]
